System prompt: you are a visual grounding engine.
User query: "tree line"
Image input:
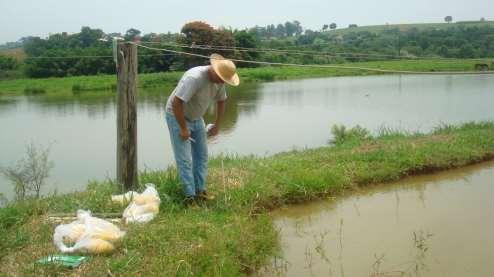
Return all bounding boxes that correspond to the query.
[1,20,494,78]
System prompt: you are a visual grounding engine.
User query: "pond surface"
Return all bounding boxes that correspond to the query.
[1,74,494,199]
[263,161,494,277]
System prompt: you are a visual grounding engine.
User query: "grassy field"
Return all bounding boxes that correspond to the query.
[0,58,491,96]
[1,121,494,275]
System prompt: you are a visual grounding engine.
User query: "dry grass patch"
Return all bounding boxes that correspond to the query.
[354,134,451,154]
[207,167,251,190]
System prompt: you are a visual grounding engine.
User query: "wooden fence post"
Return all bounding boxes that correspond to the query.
[116,42,138,190]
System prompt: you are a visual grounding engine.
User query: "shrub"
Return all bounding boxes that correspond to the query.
[330,124,370,145]
[0,143,54,200]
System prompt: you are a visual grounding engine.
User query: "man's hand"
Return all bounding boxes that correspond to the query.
[207,124,219,137]
[179,128,190,141]
[209,100,225,138]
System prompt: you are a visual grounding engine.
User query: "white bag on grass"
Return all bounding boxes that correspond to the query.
[123,201,160,223]
[111,190,138,204]
[53,222,86,252]
[53,209,125,254]
[69,236,115,254]
[116,183,161,224]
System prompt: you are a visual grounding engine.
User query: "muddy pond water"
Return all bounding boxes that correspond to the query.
[262,161,494,277]
[1,74,494,199]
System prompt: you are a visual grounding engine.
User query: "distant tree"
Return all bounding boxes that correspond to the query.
[293,20,303,35]
[214,27,235,47]
[247,21,303,39]
[0,55,18,70]
[141,33,159,42]
[285,21,297,36]
[77,27,105,47]
[234,30,258,48]
[322,24,329,31]
[313,37,326,47]
[266,24,276,38]
[19,36,39,45]
[459,43,475,58]
[234,30,259,64]
[275,24,286,37]
[180,22,234,48]
[22,27,114,78]
[438,45,449,57]
[349,24,358,28]
[137,32,172,72]
[296,29,318,45]
[444,16,453,23]
[176,21,234,69]
[124,28,141,41]
[330,23,337,30]
[247,25,261,39]
[480,17,486,22]
[180,21,215,45]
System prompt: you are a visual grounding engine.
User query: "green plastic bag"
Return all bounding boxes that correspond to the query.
[36,255,87,268]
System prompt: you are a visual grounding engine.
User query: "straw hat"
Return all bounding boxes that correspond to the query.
[210,53,240,86]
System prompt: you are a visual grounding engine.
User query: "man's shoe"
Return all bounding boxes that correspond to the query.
[196,190,215,201]
[183,196,197,207]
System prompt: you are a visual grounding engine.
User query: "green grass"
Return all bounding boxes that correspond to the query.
[23,86,46,94]
[71,82,116,93]
[0,59,491,96]
[1,121,494,275]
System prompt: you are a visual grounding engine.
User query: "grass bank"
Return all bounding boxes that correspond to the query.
[1,122,494,275]
[0,59,490,96]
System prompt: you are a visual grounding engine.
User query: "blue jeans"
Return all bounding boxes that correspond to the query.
[166,113,208,197]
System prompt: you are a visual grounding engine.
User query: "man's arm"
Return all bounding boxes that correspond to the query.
[215,100,225,126]
[172,96,190,140]
[208,100,225,137]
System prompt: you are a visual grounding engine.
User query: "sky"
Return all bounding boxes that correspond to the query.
[1,0,493,44]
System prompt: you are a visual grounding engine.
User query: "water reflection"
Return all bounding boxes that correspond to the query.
[1,74,494,199]
[204,82,261,134]
[0,96,18,115]
[0,82,261,199]
[8,83,261,134]
[265,161,494,277]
